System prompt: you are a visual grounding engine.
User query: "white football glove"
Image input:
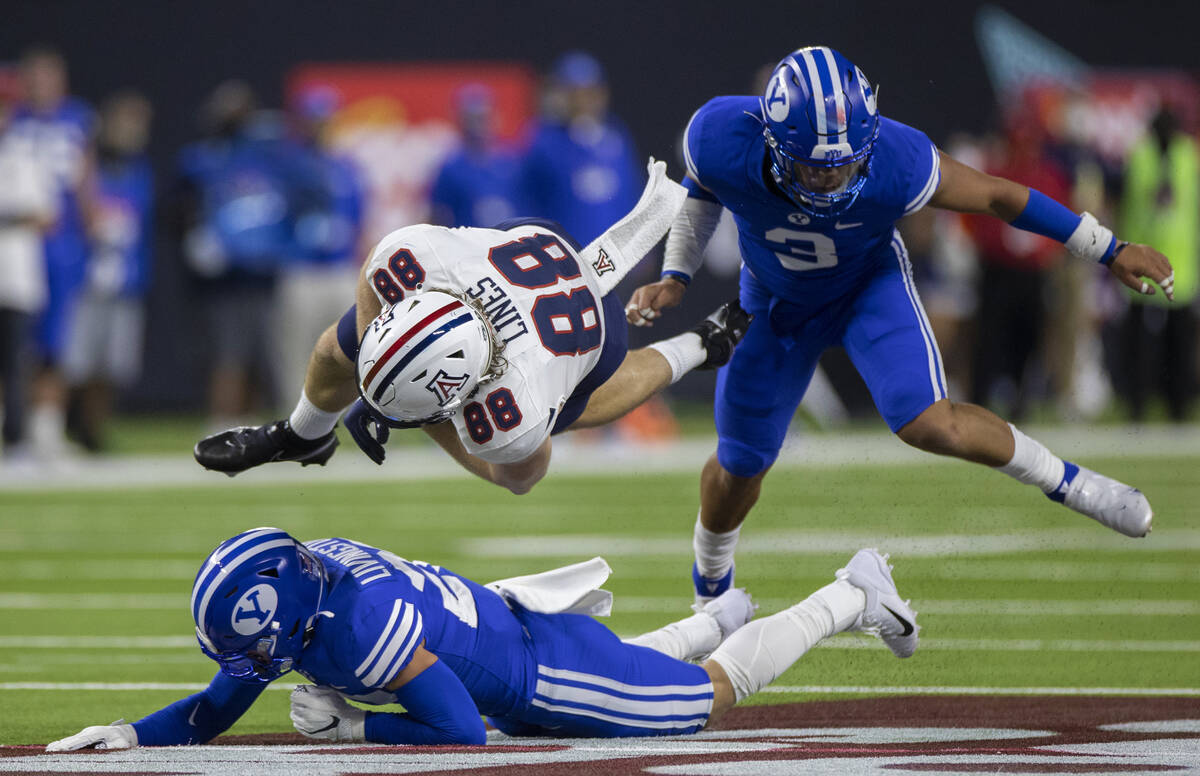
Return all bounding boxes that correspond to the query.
[289,684,366,742]
[46,721,138,752]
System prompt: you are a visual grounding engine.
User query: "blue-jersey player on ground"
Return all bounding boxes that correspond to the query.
[625,47,1176,603]
[47,527,918,749]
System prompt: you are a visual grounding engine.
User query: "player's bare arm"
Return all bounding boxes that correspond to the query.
[930,150,1174,299]
[299,267,384,412]
[627,173,721,327]
[422,420,552,495]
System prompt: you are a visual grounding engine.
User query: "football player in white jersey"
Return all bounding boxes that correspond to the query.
[196,186,750,493]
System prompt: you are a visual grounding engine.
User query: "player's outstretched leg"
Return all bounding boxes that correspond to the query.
[194,419,338,476]
[898,401,1152,538]
[573,300,753,430]
[624,588,756,661]
[702,548,917,723]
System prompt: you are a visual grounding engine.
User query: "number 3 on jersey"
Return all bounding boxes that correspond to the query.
[765,228,838,271]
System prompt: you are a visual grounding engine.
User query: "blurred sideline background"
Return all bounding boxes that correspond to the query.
[1,0,1198,464]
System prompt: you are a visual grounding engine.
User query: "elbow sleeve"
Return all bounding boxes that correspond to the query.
[662,195,724,282]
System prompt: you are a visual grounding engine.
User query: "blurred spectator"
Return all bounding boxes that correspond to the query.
[0,69,56,461]
[175,81,292,425]
[10,46,96,459]
[962,120,1071,420]
[273,85,365,397]
[1116,108,1199,422]
[519,51,641,244]
[429,83,523,228]
[907,133,982,403]
[61,90,154,452]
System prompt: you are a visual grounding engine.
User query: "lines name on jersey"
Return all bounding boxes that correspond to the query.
[465,277,530,344]
[306,540,391,586]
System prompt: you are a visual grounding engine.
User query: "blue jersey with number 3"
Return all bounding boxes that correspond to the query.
[683,96,940,314]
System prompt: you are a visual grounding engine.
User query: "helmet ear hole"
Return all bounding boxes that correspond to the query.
[223,586,238,599]
[410,369,428,383]
[448,349,465,359]
[258,568,279,578]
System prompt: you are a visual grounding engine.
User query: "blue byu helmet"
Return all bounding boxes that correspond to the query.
[191,527,326,683]
[759,46,880,218]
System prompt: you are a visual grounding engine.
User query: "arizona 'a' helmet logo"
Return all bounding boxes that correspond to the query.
[426,369,471,406]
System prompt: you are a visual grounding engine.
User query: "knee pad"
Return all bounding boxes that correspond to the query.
[717,437,775,479]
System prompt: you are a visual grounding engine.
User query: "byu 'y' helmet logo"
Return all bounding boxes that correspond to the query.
[231,584,278,635]
[765,71,791,122]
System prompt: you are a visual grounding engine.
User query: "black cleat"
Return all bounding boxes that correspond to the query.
[693,299,753,369]
[194,420,338,477]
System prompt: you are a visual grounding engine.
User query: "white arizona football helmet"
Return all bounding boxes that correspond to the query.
[356,290,502,426]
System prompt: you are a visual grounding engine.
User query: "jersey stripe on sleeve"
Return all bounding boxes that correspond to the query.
[903,145,941,216]
[355,599,425,688]
[681,108,705,187]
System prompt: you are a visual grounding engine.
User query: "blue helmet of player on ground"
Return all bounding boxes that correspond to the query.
[191,527,326,683]
[759,46,880,218]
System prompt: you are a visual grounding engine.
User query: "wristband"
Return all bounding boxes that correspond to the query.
[1102,240,1130,266]
[1011,190,1116,264]
[661,270,691,286]
[1065,212,1117,264]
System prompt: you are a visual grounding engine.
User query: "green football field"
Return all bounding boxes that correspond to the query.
[2,451,1198,745]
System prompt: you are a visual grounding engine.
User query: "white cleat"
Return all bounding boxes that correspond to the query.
[1052,462,1153,538]
[696,588,757,641]
[837,548,919,659]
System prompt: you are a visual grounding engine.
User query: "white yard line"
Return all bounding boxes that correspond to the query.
[759,685,1200,696]
[4,594,1197,616]
[457,529,1200,557]
[3,634,1196,654]
[1,424,1197,491]
[0,636,196,648]
[8,558,1198,583]
[1,681,1195,696]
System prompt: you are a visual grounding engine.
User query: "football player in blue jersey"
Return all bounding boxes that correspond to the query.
[625,47,1176,602]
[46,527,917,749]
[11,47,97,457]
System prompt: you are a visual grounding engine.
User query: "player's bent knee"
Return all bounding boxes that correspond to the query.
[895,401,962,455]
[716,439,775,479]
[702,659,737,724]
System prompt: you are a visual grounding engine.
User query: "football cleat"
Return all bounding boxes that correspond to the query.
[837,548,919,659]
[696,587,757,641]
[692,562,735,606]
[194,420,338,477]
[1049,461,1152,538]
[694,300,752,369]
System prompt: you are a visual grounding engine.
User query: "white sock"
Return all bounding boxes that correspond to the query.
[693,514,740,580]
[624,610,722,662]
[809,579,869,632]
[30,405,66,452]
[708,582,865,702]
[288,390,344,440]
[648,332,706,385]
[997,423,1065,492]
